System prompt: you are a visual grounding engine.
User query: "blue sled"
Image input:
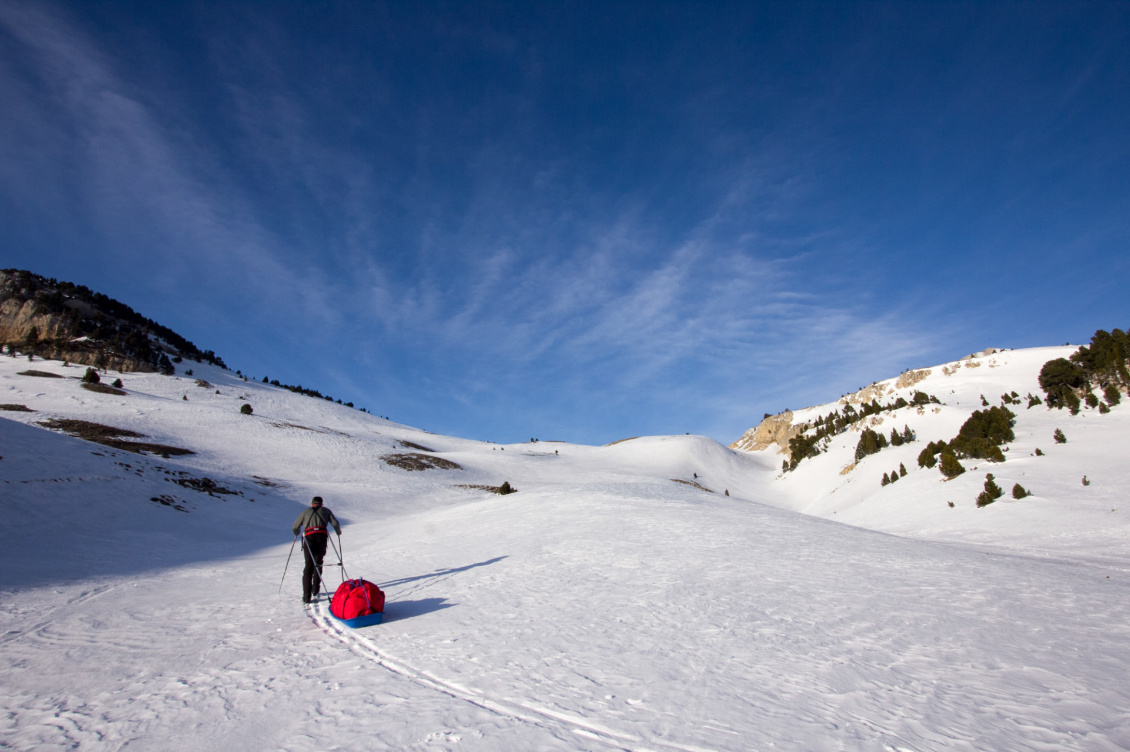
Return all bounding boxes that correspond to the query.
[332,611,384,628]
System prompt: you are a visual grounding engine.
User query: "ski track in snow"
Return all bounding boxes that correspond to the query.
[310,603,713,752]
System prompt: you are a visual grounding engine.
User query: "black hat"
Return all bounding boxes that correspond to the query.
[311,496,323,506]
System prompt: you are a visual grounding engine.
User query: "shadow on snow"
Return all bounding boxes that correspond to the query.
[379,556,509,589]
[383,597,457,622]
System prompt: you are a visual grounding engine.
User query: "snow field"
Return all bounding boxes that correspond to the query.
[2,349,1130,750]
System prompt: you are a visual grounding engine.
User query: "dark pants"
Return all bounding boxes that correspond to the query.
[302,533,328,601]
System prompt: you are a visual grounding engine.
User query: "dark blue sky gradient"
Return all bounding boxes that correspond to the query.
[2,1,1127,444]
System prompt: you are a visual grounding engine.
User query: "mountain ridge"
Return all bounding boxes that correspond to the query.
[0,269,226,374]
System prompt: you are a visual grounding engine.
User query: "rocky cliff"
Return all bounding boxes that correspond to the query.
[729,411,803,455]
[730,368,936,458]
[0,269,225,373]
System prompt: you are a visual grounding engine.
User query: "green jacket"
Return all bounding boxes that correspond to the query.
[292,506,341,536]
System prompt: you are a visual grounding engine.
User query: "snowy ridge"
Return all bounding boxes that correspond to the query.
[744,346,1130,565]
[2,348,1129,751]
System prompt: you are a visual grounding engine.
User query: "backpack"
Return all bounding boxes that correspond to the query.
[330,579,385,626]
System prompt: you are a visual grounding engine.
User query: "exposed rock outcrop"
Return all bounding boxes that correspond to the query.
[895,368,932,389]
[839,383,890,406]
[730,411,802,455]
[0,269,225,373]
[733,368,937,458]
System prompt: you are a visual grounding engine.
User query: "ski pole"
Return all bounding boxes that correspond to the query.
[277,534,298,599]
[329,533,348,581]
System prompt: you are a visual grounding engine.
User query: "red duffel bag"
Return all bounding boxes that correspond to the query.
[330,578,385,627]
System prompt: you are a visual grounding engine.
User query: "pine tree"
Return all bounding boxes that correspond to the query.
[881,472,890,486]
[939,452,965,479]
[1039,358,1086,409]
[950,407,1015,460]
[977,474,1003,507]
[854,428,881,462]
[1067,391,1082,415]
[1054,428,1066,444]
[899,463,907,477]
[918,440,945,469]
[1012,483,1029,499]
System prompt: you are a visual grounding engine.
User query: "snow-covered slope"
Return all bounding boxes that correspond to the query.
[738,346,1130,566]
[2,350,1129,751]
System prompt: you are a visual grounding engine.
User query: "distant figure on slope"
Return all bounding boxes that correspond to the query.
[292,496,341,604]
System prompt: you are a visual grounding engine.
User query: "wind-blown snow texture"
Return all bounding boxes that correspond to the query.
[1,348,1128,751]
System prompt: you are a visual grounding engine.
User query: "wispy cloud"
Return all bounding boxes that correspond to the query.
[0,1,337,328]
[333,163,941,439]
[0,2,955,443]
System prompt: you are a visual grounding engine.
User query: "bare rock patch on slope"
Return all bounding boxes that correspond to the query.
[81,382,128,396]
[18,369,63,379]
[382,453,462,471]
[37,418,194,457]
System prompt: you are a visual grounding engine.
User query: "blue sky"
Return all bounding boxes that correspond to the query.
[2,1,1128,445]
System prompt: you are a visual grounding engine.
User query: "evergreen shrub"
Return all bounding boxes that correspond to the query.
[1039,358,1086,409]
[950,407,1014,461]
[939,452,965,479]
[854,428,882,462]
[977,474,1003,507]
[917,440,946,468]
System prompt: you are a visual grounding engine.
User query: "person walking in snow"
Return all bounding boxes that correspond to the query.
[292,496,341,604]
